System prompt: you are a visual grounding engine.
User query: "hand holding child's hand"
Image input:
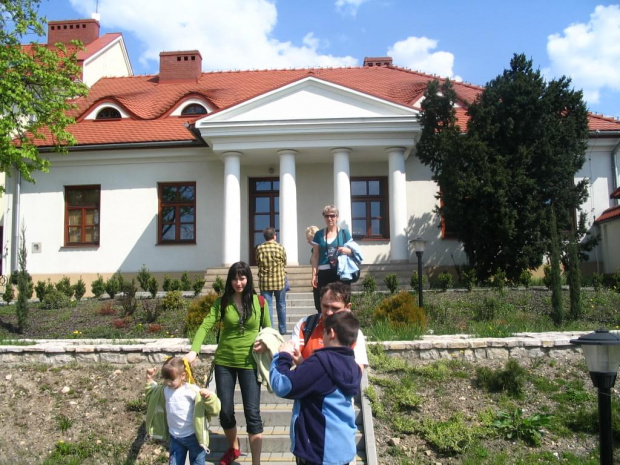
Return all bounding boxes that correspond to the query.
[291,347,303,366]
[199,388,212,399]
[146,367,157,381]
[278,341,295,356]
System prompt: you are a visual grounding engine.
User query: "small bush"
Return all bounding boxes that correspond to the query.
[212,276,225,295]
[185,293,219,335]
[490,268,507,293]
[476,358,527,398]
[410,271,429,292]
[384,273,399,294]
[591,273,604,292]
[460,268,477,291]
[35,279,54,301]
[169,278,182,292]
[136,265,152,292]
[73,278,86,301]
[161,290,186,313]
[148,323,163,333]
[437,272,453,292]
[119,279,138,317]
[192,275,206,296]
[352,291,385,329]
[162,275,172,292]
[112,318,130,329]
[474,297,501,322]
[55,276,74,298]
[518,269,532,289]
[362,275,376,294]
[142,298,162,323]
[2,284,14,304]
[373,290,427,331]
[98,302,117,316]
[180,272,192,291]
[542,265,552,290]
[147,276,159,298]
[41,288,71,310]
[91,274,106,298]
[492,408,551,446]
[105,275,120,299]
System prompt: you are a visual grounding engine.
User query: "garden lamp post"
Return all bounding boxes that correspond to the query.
[409,238,426,308]
[570,329,620,465]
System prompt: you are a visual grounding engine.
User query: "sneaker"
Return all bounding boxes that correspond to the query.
[219,447,241,465]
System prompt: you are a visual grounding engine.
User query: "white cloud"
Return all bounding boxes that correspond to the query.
[69,0,357,72]
[546,5,620,106]
[335,0,370,17]
[387,36,458,79]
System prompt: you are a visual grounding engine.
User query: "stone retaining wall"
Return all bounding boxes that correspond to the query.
[0,331,589,365]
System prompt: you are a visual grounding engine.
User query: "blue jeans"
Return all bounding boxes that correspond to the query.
[169,433,205,465]
[261,288,287,334]
[215,364,263,434]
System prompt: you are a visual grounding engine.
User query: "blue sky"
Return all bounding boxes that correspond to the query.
[32,0,620,118]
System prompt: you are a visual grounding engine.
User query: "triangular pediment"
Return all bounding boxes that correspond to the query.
[201,76,417,123]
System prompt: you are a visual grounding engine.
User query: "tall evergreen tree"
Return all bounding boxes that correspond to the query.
[417,54,592,283]
[549,207,563,325]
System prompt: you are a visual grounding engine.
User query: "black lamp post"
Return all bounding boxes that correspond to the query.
[409,238,426,308]
[570,329,620,465]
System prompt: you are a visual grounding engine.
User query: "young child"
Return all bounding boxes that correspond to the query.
[270,312,362,465]
[145,357,221,465]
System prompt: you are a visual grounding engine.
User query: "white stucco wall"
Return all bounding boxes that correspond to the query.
[82,40,132,87]
[598,220,620,273]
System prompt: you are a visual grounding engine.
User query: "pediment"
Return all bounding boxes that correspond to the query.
[201,76,417,123]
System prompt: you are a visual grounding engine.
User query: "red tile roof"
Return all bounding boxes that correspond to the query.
[611,187,620,199]
[595,205,620,224]
[34,65,620,147]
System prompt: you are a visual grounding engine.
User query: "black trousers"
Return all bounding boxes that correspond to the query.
[313,267,350,312]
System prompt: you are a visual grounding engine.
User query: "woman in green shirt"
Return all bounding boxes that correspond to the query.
[185,262,270,465]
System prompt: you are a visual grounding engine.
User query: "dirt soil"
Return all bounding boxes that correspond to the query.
[0,357,611,464]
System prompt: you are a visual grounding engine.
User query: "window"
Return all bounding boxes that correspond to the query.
[158,182,196,244]
[65,185,100,246]
[351,177,389,240]
[95,107,121,119]
[181,104,207,115]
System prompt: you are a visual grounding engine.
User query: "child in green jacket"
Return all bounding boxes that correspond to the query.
[145,357,221,465]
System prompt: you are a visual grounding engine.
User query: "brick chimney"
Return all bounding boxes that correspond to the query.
[159,51,202,83]
[363,56,393,68]
[48,19,100,46]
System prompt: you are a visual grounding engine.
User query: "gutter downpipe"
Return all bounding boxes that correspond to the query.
[10,171,21,274]
[611,139,620,206]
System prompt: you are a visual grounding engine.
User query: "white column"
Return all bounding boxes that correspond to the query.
[332,148,352,231]
[222,151,242,266]
[278,149,299,265]
[387,147,409,262]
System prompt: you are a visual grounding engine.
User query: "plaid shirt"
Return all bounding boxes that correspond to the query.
[256,240,287,291]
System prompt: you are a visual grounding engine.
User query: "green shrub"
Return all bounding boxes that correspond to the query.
[35,279,54,301]
[169,278,182,292]
[192,275,205,296]
[180,272,192,291]
[410,271,429,292]
[373,290,427,331]
[384,273,399,294]
[461,268,476,292]
[147,276,159,298]
[162,275,172,292]
[119,279,138,317]
[474,296,501,322]
[91,274,106,298]
[73,278,86,301]
[212,276,225,295]
[113,270,125,291]
[518,269,532,289]
[542,265,552,290]
[161,290,186,313]
[41,288,71,310]
[591,273,604,292]
[352,291,385,328]
[362,275,376,294]
[105,275,120,299]
[136,265,152,292]
[476,358,527,398]
[490,268,507,293]
[2,284,14,304]
[55,276,74,298]
[185,293,219,335]
[492,408,551,446]
[437,272,453,292]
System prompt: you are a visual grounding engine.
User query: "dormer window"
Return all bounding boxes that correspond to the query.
[181,104,207,116]
[96,107,121,119]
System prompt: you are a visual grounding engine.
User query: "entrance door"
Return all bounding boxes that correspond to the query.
[249,178,279,265]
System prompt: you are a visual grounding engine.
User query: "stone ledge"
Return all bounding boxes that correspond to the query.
[0,331,591,365]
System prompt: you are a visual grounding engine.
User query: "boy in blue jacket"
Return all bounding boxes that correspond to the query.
[270,312,362,465]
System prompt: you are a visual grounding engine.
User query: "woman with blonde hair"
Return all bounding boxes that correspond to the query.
[305,225,319,263]
[310,205,353,312]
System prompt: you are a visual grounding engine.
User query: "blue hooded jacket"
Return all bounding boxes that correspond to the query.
[269,346,362,465]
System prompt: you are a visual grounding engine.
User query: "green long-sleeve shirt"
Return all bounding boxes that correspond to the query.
[191,294,271,369]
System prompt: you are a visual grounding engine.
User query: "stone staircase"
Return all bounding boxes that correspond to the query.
[203,263,418,295]
[199,291,377,464]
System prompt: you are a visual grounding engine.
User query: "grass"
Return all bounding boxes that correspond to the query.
[0,287,618,341]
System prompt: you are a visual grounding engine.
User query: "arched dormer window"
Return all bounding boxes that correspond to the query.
[96,107,121,119]
[181,103,207,116]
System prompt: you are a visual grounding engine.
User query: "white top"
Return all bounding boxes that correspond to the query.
[164,383,198,438]
[290,315,369,367]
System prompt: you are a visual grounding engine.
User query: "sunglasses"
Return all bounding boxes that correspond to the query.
[323,214,337,218]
